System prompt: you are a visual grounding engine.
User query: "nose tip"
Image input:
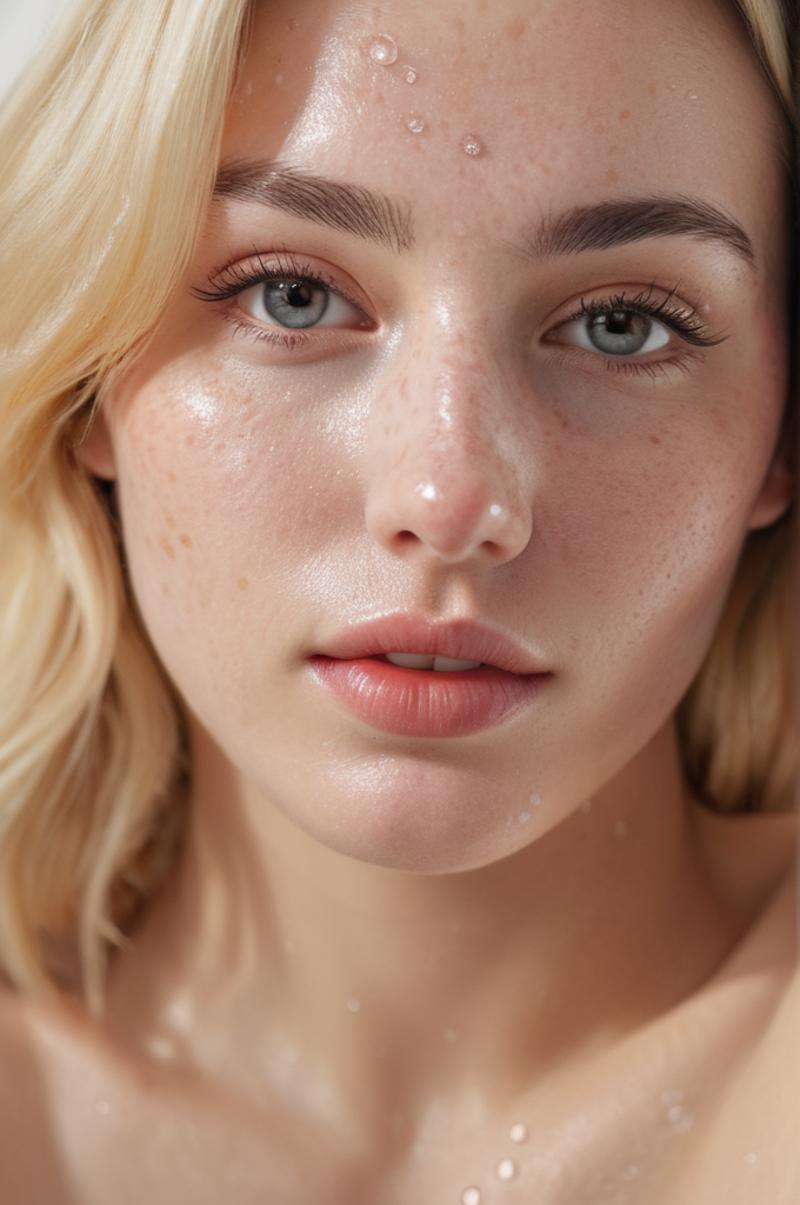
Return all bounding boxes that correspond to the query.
[367,475,532,567]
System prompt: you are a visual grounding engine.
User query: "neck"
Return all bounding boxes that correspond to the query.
[102,717,739,1158]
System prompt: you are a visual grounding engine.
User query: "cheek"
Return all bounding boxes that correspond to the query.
[540,425,753,702]
[111,370,328,708]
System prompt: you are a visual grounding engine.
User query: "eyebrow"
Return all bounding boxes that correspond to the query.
[212,158,757,273]
[213,158,414,254]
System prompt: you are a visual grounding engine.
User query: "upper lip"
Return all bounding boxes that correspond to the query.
[311,613,549,675]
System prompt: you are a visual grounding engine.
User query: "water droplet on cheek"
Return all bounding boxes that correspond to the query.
[402,65,417,83]
[509,1122,529,1142]
[461,1188,481,1205]
[369,33,399,65]
[461,134,484,157]
[407,115,425,134]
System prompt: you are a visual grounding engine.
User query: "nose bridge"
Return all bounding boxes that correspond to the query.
[364,326,533,566]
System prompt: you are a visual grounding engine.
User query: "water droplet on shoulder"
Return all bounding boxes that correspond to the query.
[369,34,399,65]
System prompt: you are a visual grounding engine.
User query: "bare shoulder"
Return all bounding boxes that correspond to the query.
[0,984,144,1203]
[0,985,72,1202]
[663,864,799,1203]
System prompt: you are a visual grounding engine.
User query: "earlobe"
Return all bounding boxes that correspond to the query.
[71,405,117,481]
[747,455,795,531]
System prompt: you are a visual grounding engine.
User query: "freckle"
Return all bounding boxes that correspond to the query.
[648,82,657,95]
[178,533,192,548]
[167,470,176,482]
[237,577,249,590]
[165,512,176,528]
[606,168,619,185]
[619,108,631,121]
[649,434,662,445]
[185,435,194,446]
[159,536,176,559]
[506,15,525,39]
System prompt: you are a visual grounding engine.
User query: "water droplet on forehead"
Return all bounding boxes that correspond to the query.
[346,996,361,1012]
[369,33,399,65]
[622,1163,640,1180]
[461,134,484,157]
[461,1189,482,1205]
[407,115,425,134]
[510,1122,529,1143]
[496,1157,518,1180]
[402,65,418,83]
[529,791,543,807]
[613,818,628,837]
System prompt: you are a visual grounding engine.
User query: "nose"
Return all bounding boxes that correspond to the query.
[364,357,534,569]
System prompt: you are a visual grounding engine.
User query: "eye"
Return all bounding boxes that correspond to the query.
[190,249,372,347]
[559,304,671,356]
[237,273,363,332]
[546,285,726,363]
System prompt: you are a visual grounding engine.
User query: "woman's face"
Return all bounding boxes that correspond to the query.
[82,0,793,870]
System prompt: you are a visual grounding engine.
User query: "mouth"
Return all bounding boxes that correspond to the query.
[306,654,551,738]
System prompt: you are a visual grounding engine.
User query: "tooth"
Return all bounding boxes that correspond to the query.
[383,652,483,671]
[432,656,482,671]
[384,652,435,668]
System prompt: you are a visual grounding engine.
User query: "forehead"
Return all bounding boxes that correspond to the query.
[221,0,788,275]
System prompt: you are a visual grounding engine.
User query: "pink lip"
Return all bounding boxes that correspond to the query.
[310,613,548,675]
[306,655,550,738]
[305,613,552,738]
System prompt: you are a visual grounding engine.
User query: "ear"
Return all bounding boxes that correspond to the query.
[747,450,795,531]
[72,404,117,481]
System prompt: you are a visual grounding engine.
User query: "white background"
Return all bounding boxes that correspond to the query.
[0,0,73,100]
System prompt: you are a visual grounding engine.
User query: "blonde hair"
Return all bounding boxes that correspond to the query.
[0,0,796,1018]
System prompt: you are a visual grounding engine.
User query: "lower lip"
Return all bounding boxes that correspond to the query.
[306,655,551,738]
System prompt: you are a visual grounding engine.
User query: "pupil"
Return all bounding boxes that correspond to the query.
[607,309,631,334]
[285,281,313,308]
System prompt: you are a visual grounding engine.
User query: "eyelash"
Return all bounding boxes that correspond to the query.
[191,250,726,377]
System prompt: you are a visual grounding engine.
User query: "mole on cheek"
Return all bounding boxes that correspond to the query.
[178,533,193,548]
[238,577,249,591]
[159,535,176,559]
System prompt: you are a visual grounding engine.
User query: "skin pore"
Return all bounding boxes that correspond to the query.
[70,0,797,1196]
